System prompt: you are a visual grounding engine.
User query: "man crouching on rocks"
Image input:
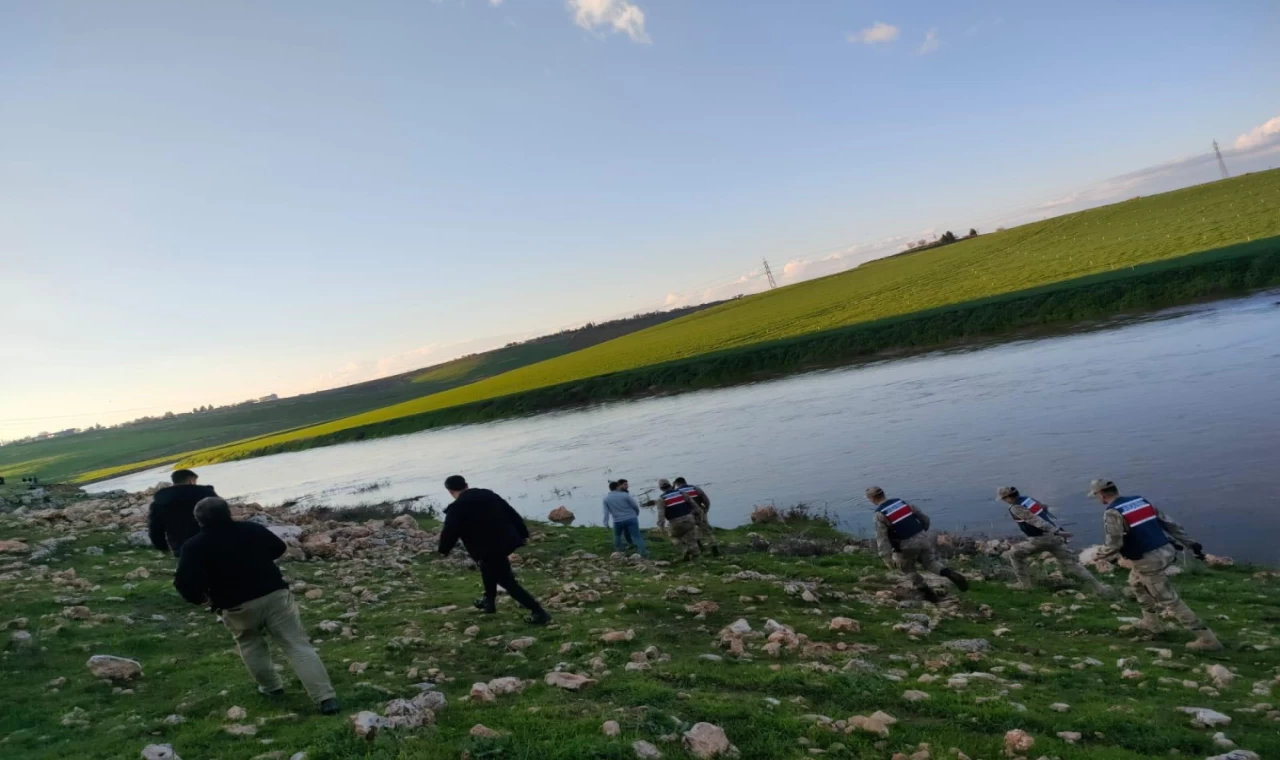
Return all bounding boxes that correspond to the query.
[175,497,340,714]
[866,486,969,604]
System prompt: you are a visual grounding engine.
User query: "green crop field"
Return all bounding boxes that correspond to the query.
[0,307,709,483]
[71,170,1280,482]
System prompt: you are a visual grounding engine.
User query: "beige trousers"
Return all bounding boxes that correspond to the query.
[221,589,336,703]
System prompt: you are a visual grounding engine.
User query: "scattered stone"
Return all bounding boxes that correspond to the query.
[61,707,90,728]
[602,720,621,737]
[87,655,143,681]
[124,567,150,581]
[846,712,897,737]
[1056,732,1081,744]
[508,636,536,651]
[829,617,860,633]
[699,654,724,663]
[141,744,181,760]
[1212,733,1235,749]
[1206,664,1235,689]
[726,619,752,635]
[942,639,989,653]
[224,724,257,736]
[1206,753,1259,760]
[548,506,575,524]
[304,589,323,600]
[683,722,735,759]
[470,724,504,739]
[600,629,635,644]
[545,672,596,690]
[1179,707,1231,728]
[634,740,663,759]
[1049,703,1070,713]
[0,540,29,553]
[903,690,931,702]
[348,662,368,675]
[470,682,495,703]
[488,677,526,695]
[10,630,33,648]
[1003,729,1034,756]
[226,706,247,720]
[350,711,386,740]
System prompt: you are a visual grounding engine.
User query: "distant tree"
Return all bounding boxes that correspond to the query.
[917,239,926,247]
[968,228,978,237]
[163,411,175,419]
[907,241,917,249]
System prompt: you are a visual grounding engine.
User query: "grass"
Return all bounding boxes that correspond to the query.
[2,505,1277,760]
[0,306,709,483]
[69,169,1280,482]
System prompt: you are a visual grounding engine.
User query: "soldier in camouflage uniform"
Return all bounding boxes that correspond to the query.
[997,486,1111,595]
[1089,478,1221,652]
[674,477,719,557]
[658,479,704,561]
[867,486,969,603]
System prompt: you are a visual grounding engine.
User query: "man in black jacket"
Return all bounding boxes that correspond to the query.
[438,475,551,625]
[175,497,339,714]
[148,469,218,555]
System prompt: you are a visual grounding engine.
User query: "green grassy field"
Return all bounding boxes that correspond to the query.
[2,502,1277,760]
[0,307,708,483]
[72,170,1280,482]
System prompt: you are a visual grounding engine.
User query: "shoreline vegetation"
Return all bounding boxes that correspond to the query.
[86,236,1280,483]
[0,487,1276,759]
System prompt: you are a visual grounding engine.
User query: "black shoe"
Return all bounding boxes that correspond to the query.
[920,586,940,604]
[319,698,340,715]
[526,610,552,626]
[473,597,497,614]
[264,687,285,697]
[941,568,969,592]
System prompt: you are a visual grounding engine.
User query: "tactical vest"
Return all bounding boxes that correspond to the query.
[679,485,706,509]
[877,499,925,547]
[1108,496,1170,560]
[1010,496,1059,537]
[662,489,693,520]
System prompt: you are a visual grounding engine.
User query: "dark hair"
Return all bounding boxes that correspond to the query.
[1004,487,1021,500]
[673,477,687,486]
[193,496,232,526]
[444,475,468,492]
[1101,484,1119,496]
[172,469,198,485]
[608,481,619,491]
[617,478,628,487]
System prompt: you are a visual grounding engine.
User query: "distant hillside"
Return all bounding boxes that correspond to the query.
[0,304,717,482]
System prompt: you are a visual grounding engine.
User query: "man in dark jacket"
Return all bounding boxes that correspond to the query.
[438,475,551,625]
[148,469,218,555]
[175,497,339,714]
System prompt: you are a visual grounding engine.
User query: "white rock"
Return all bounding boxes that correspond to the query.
[829,617,859,633]
[902,690,931,702]
[226,705,247,720]
[633,739,663,758]
[602,720,621,736]
[488,677,526,695]
[1206,752,1259,760]
[727,619,751,635]
[545,671,596,690]
[470,682,495,702]
[1178,706,1231,728]
[350,711,387,740]
[1212,733,1236,749]
[1056,731,1081,744]
[1049,703,1070,713]
[1206,664,1235,689]
[141,744,181,760]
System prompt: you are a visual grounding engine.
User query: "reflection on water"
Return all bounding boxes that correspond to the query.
[96,293,1280,564]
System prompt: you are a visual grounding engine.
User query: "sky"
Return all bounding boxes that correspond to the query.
[2,0,1279,440]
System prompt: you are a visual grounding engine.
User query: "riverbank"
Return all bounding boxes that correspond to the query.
[2,489,1277,759]
[81,235,1280,483]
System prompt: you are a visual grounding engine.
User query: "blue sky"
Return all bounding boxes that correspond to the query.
[2,0,1278,439]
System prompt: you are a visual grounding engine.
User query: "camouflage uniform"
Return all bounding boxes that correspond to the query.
[1004,502,1109,593]
[682,485,718,551]
[667,514,701,559]
[1096,507,1207,634]
[875,506,943,589]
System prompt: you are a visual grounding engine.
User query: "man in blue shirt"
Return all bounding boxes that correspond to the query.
[603,479,647,558]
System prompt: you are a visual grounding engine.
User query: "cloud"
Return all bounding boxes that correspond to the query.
[489,0,503,5]
[918,28,940,54]
[848,22,899,45]
[567,0,651,43]
[1234,114,1280,150]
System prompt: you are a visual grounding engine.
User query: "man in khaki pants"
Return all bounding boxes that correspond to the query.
[175,497,339,713]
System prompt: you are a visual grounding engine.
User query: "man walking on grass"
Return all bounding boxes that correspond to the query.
[866,486,969,603]
[1088,478,1221,652]
[175,497,339,714]
[439,475,552,625]
[603,479,647,558]
[658,479,705,561]
[674,476,719,556]
[997,486,1112,596]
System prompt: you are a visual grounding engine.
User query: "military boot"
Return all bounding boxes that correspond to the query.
[1186,629,1223,652]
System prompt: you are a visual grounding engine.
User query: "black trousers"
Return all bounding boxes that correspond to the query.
[478,555,543,613]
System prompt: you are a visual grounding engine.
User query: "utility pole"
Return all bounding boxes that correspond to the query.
[1213,140,1230,180]
[762,258,778,289]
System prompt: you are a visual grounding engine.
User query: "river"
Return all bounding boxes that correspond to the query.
[93,292,1280,564]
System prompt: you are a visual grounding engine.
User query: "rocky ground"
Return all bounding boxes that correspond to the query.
[0,487,1277,760]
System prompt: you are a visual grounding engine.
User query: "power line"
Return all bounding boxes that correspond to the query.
[1213,139,1230,180]
[762,258,778,289]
